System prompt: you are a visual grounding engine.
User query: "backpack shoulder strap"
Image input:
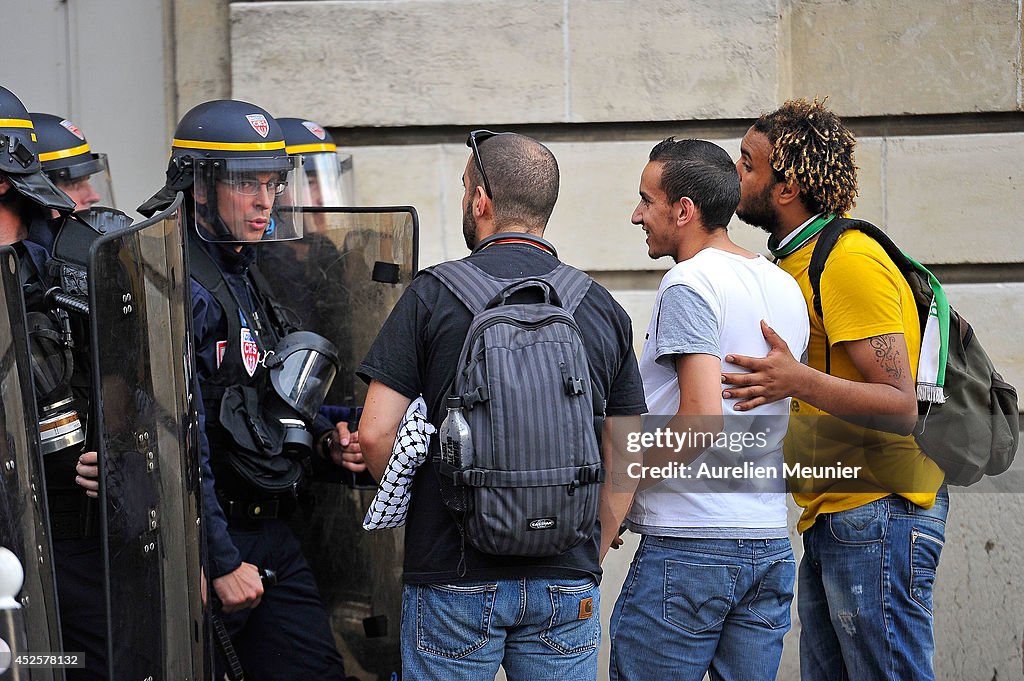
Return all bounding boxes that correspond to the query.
[809,217,923,375]
[808,217,911,319]
[541,264,594,314]
[426,259,508,314]
[429,259,594,315]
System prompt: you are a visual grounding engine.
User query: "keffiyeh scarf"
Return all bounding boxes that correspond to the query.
[363,397,436,530]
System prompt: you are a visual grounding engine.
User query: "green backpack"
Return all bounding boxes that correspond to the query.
[808,217,1019,486]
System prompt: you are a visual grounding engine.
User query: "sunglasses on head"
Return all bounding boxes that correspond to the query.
[466,129,512,199]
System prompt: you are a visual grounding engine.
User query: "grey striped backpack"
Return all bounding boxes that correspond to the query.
[427,259,605,557]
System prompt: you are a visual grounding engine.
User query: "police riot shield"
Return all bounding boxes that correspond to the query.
[0,246,63,681]
[258,206,418,680]
[89,195,207,680]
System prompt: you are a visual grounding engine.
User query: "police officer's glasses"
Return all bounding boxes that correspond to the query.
[466,129,513,199]
[220,178,288,196]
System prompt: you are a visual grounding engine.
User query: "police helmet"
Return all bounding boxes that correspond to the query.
[31,113,115,211]
[139,99,305,244]
[0,86,75,212]
[278,117,354,207]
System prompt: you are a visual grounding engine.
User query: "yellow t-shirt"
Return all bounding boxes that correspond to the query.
[778,230,944,533]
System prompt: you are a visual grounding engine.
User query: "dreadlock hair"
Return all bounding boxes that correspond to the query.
[753,98,858,216]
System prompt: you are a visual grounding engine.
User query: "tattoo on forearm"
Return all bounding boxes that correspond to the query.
[869,335,903,380]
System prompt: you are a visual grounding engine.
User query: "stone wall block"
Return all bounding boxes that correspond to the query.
[789,0,1019,116]
[550,139,668,270]
[175,0,231,118]
[342,144,452,267]
[883,134,1024,264]
[943,283,1024,392]
[568,0,779,121]
[851,137,883,227]
[932,492,1024,680]
[231,1,565,127]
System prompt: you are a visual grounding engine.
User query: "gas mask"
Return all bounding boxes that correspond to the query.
[263,331,340,460]
[27,311,84,456]
[219,330,340,480]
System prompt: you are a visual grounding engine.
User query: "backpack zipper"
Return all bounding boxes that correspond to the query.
[469,314,584,343]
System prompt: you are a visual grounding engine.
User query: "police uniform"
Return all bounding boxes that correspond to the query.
[140,99,347,681]
[277,117,354,207]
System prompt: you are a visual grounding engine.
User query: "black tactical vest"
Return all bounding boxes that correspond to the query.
[188,233,291,420]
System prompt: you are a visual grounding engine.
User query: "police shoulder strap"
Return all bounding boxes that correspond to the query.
[246,262,299,336]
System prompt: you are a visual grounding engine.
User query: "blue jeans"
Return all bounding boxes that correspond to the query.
[799,489,949,681]
[401,576,600,680]
[609,535,795,681]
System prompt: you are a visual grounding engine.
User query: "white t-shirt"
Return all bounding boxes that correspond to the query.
[626,248,809,537]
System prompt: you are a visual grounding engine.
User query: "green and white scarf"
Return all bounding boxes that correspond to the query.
[769,214,949,404]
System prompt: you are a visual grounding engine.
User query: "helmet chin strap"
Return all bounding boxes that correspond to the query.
[194,187,236,242]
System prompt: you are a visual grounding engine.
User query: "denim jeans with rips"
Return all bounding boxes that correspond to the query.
[609,535,795,681]
[798,488,949,681]
[401,576,600,681]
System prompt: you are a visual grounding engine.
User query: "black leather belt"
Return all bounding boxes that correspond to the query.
[216,490,287,522]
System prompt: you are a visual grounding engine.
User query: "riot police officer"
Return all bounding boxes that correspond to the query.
[261,117,358,390]
[0,84,72,677]
[0,85,115,680]
[139,99,359,681]
[278,117,354,209]
[17,106,115,681]
[31,112,115,212]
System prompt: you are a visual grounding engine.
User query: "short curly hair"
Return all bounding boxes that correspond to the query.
[753,98,858,216]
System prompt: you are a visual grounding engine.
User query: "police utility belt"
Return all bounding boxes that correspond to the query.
[216,488,294,522]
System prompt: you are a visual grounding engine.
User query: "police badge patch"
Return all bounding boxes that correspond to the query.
[241,328,260,376]
[60,119,85,140]
[301,120,326,140]
[246,114,270,138]
[216,340,227,368]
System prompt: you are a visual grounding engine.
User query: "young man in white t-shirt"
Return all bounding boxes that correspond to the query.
[609,138,809,681]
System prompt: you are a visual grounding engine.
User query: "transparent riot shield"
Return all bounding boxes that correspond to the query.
[0,246,63,681]
[89,195,207,680]
[258,206,418,681]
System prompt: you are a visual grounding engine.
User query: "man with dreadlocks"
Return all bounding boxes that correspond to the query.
[720,99,947,681]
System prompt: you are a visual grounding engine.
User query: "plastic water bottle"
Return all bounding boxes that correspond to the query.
[439,396,473,469]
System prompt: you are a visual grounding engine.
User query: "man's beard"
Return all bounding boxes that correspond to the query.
[462,200,477,250]
[736,181,781,236]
